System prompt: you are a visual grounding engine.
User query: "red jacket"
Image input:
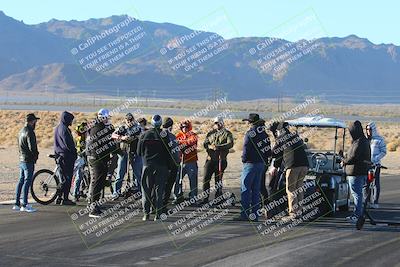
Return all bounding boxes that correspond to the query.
[176,125,198,163]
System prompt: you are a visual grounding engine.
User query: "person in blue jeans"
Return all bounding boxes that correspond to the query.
[112,113,143,199]
[13,113,40,213]
[342,120,371,223]
[234,113,271,221]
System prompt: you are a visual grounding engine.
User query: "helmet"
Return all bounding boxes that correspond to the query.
[151,115,162,128]
[98,108,111,118]
[125,112,134,121]
[75,122,88,134]
[213,116,224,125]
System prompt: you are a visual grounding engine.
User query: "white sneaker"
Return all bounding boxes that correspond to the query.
[20,204,37,213]
[12,205,20,211]
[345,215,358,224]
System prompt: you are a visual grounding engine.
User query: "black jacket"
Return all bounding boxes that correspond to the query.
[273,130,309,169]
[18,124,39,163]
[54,111,77,161]
[241,124,272,164]
[344,121,371,176]
[86,121,116,165]
[137,127,170,166]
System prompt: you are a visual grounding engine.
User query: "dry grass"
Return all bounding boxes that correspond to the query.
[1,110,400,153]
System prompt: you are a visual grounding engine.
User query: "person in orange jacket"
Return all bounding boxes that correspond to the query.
[173,120,199,205]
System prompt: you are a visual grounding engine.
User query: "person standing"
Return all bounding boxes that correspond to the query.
[271,121,309,220]
[202,116,234,204]
[234,114,271,221]
[137,115,170,221]
[86,109,116,218]
[342,120,371,223]
[111,113,142,199]
[174,120,199,205]
[72,121,88,202]
[54,111,78,205]
[366,121,387,208]
[13,113,40,212]
[162,117,180,211]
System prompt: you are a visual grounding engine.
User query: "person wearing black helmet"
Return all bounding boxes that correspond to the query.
[111,113,142,199]
[13,113,40,213]
[137,115,170,221]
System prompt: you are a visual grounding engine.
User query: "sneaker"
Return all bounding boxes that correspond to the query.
[345,215,358,224]
[89,209,103,218]
[154,215,161,221]
[56,197,63,205]
[111,193,120,201]
[200,198,210,205]
[142,214,150,221]
[61,199,76,206]
[20,205,37,213]
[12,205,20,211]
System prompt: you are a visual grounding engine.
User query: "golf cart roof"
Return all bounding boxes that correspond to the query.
[286,116,347,128]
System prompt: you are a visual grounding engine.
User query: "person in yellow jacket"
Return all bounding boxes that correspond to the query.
[72,121,87,201]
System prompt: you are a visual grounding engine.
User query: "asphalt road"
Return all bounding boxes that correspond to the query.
[1,175,400,267]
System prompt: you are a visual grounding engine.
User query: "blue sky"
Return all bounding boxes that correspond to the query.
[1,0,399,45]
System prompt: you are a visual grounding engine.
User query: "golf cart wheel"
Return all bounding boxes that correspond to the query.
[320,190,336,217]
[31,169,59,205]
[356,216,365,230]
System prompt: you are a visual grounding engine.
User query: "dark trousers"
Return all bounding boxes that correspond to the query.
[203,159,227,200]
[89,159,108,208]
[59,156,75,200]
[141,164,168,215]
[164,164,179,206]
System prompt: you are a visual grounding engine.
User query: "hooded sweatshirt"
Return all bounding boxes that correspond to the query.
[54,111,77,161]
[176,122,198,163]
[367,121,387,165]
[344,120,371,176]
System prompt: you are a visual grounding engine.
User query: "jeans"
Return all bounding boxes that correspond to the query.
[114,152,143,195]
[73,156,86,197]
[15,162,35,207]
[240,162,264,219]
[174,161,198,199]
[89,159,108,209]
[347,175,367,217]
[59,156,75,200]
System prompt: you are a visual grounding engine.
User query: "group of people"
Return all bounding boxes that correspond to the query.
[13,110,386,224]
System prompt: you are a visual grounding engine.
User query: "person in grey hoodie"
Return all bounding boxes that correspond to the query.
[54,111,77,205]
[366,121,387,208]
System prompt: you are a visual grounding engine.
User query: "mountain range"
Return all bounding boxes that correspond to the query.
[0,11,399,102]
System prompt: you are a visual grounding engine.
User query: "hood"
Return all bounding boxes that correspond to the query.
[61,111,74,126]
[349,120,364,141]
[367,121,378,137]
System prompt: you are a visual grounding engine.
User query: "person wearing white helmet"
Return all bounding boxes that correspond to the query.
[137,115,170,221]
[202,116,234,204]
[86,109,118,218]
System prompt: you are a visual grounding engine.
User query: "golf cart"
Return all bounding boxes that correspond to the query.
[277,116,350,217]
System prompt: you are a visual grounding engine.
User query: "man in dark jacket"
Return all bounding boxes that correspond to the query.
[202,116,234,204]
[86,108,116,218]
[272,121,309,220]
[13,113,40,212]
[342,120,371,222]
[234,114,271,221]
[162,117,180,211]
[54,111,77,205]
[137,115,170,221]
